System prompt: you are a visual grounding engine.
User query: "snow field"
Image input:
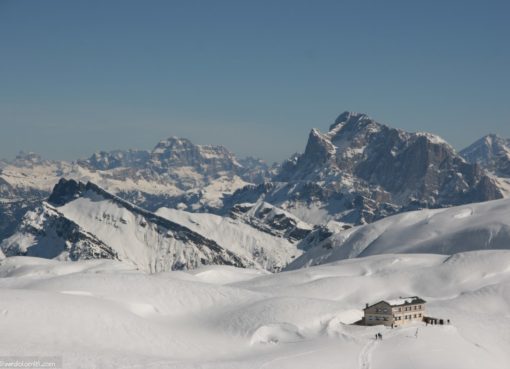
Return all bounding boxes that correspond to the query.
[1,250,509,368]
[289,197,510,269]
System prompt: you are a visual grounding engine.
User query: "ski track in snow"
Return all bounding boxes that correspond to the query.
[358,326,413,369]
[358,338,378,369]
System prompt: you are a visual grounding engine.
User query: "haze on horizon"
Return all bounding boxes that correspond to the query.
[1,0,509,163]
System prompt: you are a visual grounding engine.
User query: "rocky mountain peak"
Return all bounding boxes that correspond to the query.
[81,149,151,170]
[327,112,387,154]
[306,128,336,157]
[47,178,87,206]
[150,136,241,174]
[242,112,504,225]
[152,136,193,153]
[461,134,510,177]
[11,151,49,167]
[329,111,370,131]
[483,133,501,144]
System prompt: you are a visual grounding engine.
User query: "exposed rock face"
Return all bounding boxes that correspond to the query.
[229,201,314,243]
[1,203,119,261]
[237,157,273,184]
[78,149,151,170]
[79,137,270,181]
[225,112,503,225]
[461,134,510,178]
[0,171,50,243]
[1,179,253,272]
[150,137,242,175]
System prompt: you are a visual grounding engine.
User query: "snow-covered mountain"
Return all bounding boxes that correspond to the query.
[286,197,510,269]
[156,206,306,271]
[0,138,269,242]
[2,179,322,271]
[224,112,504,225]
[460,134,510,177]
[78,149,151,170]
[1,179,254,272]
[78,136,270,182]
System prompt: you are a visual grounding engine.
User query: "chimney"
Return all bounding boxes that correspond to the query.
[365,303,369,309]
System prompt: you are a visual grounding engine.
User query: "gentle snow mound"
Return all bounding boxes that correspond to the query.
[1,251,509,368]
[288,198,510,269]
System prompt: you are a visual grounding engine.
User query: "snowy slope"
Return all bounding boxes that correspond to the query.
[287,197,510,269]
[1,179,252,272]
[1,251,509,368]
[156,207,304,271]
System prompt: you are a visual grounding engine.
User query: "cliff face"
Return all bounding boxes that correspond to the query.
[461,134,510,178]
[226,112,503,225]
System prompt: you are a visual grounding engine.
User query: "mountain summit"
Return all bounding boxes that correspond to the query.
[226,112,503,224]
[461,134,510,178]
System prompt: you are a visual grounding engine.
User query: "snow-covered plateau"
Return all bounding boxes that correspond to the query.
[1,251,509,369]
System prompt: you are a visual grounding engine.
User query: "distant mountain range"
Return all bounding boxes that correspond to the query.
[1,111,510,270]
[0,137,272,241]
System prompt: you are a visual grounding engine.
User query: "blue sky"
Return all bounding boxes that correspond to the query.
[1,0,509,163]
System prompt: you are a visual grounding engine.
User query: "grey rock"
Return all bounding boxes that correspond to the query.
[461,134,510,177]
[225,112,503,225]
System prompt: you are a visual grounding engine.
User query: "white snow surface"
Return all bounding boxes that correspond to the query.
[385,297,419,306]
[1,251,509,368]
[288,197,510,269]
[156,207,303,271]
